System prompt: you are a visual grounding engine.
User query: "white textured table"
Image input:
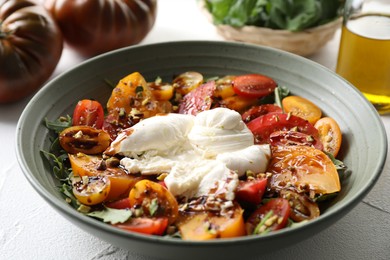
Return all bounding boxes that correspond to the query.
[1,1,390,259]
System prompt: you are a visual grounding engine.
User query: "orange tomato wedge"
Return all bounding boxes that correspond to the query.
[267,145,341,195]
[314,117,342,157]
[282,95,322,125]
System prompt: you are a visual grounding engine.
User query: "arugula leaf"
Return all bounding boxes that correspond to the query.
[40,150,71,181]
[44,115,72,133]
[87,207,133,224]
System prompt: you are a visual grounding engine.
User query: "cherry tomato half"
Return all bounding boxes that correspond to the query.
[73,99,105,129]
[233,74,277,98]
[246,198,290,235]
[177,203,246,240]
[279,190,320,222]
[314,117,342,157]
[59,126,111,155]
[241,104,283,123]
[282,96,322,125]
[172,71,204,96]
[246,113,322,146]
[129,180,179,224]
[114,217,169,236]
[72,175,111,205]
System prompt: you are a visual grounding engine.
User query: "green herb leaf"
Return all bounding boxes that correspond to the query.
[44,115,72,133]
[253,209,274,235]
[87,207,133,224]
[40,150,71,181]
[149,198,159,217]
[205,0,342,31]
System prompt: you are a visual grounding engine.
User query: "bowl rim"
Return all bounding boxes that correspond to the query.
[15,40,388,247]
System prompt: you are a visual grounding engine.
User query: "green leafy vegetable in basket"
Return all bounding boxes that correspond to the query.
[204,0,344,31]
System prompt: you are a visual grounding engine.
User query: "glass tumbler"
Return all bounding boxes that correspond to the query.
[336,0,390,114]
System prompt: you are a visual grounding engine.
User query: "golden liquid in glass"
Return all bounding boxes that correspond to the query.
[336,14,390,114]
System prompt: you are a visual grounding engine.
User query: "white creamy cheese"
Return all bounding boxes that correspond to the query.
[110,113,194,157]
[109,108,271,201]
[216,144,271,177]
[188,107,254,158]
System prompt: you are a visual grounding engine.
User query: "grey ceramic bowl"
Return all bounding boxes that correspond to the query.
[16,41,387,260]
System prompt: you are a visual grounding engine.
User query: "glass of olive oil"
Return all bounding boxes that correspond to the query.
[336,0,390,114]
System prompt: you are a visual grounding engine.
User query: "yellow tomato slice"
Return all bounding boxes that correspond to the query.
[214,75,236,99]
[172,71,204,96]
[314,117,342,157]
[177,203,246,240]
[129,180,179,224]
[267,145,340,195]
[69,153,141,201]
[72,175,111,205]
[282,95,322,125]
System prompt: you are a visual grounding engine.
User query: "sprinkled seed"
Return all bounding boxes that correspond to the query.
[264,215,278,227]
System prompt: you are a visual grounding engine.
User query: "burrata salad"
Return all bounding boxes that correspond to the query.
[42,71,346,240]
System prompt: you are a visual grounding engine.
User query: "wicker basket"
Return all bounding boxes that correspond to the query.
[201,2,342,56]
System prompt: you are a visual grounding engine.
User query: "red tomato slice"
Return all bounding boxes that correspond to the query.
[235,178,268,206]
[246,198,290,235]
[246,113,322,146]
[178,81,216,115]
[269,130,323,150]
[114,217,169,236]
[73,99,105,129]
[105,197,131,210]
[241,104,283,123]
[233,74,277,98]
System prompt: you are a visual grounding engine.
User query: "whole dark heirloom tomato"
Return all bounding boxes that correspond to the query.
[44,0,157,57]
[0,0,63,103]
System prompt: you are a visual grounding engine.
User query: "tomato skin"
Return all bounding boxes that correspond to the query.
[0,0,63,103]
[233,74,277,98]
[314,117,342,157]
[59,126,111,154]
[241,104,283,123]
[235,178,268,206]
[44,0,157,57]
[246,198,290,235]
[114,217,169,236]
[73,99,105,129]
[246,113,322,146]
